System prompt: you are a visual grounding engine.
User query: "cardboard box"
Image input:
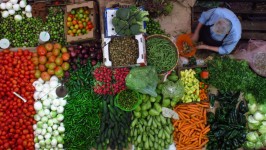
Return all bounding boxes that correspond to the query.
[103,34,147,68]
[64,1,100,43]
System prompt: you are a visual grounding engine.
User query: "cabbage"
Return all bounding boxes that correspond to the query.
[258,104,266,114]
[248,103,258,114]
[260,134,266,146]
[248,116,260,124]
[245,93,256,104]
[259,126,266,134]
[243,141,255,149]
[248,122,261,130]
[255,141,263,149]
[254,111,264,121]
[247,132,259,142]
[162,80,184,99]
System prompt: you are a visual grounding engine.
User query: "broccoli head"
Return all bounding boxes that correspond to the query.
[130,24,146,35]
[116,8,131,20]
[112,17,120,26]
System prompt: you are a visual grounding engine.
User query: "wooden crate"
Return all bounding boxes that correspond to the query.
[191,0,266,40]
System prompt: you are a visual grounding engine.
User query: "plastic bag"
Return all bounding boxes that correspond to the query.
[162,80,184,99]
[126,66,158,97]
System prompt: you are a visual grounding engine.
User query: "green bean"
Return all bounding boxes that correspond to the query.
[64,60,102,150]
[146,37,177,73]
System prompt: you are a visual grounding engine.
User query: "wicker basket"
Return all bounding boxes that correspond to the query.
[146,34,179,75]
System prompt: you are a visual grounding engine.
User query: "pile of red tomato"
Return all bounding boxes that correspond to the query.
[0,49,36,150]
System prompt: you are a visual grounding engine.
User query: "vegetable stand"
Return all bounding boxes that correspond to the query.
[0,1,266,150]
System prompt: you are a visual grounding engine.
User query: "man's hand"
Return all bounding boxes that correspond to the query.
[196,44,208,49]
[191,33,199,42]
[196,44,219,53]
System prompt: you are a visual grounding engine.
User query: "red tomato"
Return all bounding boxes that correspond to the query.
[200,70,209,79]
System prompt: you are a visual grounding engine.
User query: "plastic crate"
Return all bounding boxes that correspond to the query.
[104,7,146,37]
[103,34,147,68]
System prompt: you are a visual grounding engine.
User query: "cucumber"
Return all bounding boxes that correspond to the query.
[148,117,153,126]
[137,135,142,144]
[154,103,162,113]
[158,130,163,138]
[160,115,167,125]
[143,133,147,141]
[145,140,149,149]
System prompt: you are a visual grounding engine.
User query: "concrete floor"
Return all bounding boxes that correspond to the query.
[98,0,196,38]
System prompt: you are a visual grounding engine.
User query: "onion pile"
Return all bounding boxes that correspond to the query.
[67,41,102,71]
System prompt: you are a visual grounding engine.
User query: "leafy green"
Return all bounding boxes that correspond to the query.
[207,56,257,93]
[126,66,158,97]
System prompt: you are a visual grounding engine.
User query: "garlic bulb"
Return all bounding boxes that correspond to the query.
[8,9,15,15]
[13,4,20,11]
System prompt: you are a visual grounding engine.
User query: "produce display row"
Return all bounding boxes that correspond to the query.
[0,1,266,150]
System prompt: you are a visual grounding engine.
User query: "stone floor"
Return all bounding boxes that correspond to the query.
[98,0,196,38]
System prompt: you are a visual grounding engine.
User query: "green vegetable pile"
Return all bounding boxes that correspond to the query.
[207,56,266,104]
[0,16,44,47]
[97,96,132,150]
[0,7,66,47]
[115,90,141,111]
[207,92,247,150]
[146,18,165,35]
[146,37,177,73]
[243,93,266,149]
[112,7,149,36]
[207,56,256,93]
[43,7,66,45]
[131,106,174,150]
[64,61,102,149]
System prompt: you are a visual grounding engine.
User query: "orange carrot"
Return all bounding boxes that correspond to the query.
[172,102,210,150]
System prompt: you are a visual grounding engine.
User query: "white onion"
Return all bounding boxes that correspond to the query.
[8,9,15,15]
[34,101,43,111]
[1,11,9,18]
[13,4,20,11]
[38,135,44,140]
[14,14,22,21]
[10,0,18,4]
[33,92,40,100]
[57,106,64,114]
[47,126,52,132]
[19,0,26,8]
[5,2,12,9]
[33,124,37,130]
[25,5,31,12]
[0,3,6,10]
[38,78,44,84]
[26,12,32,18]
[50,76,59,81]
[51,105,57,111]
[49,80,58,88]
